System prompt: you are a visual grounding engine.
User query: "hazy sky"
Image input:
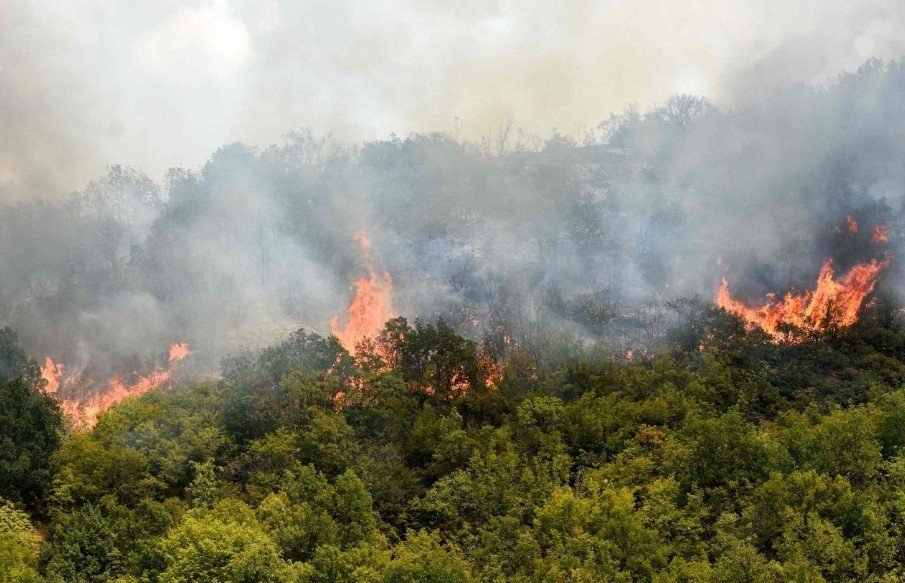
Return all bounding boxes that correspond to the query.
[2,0,904,201]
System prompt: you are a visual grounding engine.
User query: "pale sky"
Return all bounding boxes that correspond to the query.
[2,0,904,200]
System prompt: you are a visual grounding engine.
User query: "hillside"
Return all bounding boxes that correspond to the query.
[5,299,905,580]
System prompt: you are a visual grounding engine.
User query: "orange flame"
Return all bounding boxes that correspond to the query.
[717,258,889,341]
[65,370,172,430]
[873,223,889,243]
[51,342,193,431]
[846,215,858,234]
[479,351,503,390]
[168,341,193,363]
[330,231,394,355]
[40,356,63,394]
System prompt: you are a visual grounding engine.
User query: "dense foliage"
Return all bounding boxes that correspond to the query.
[0,328,62,515]
[5,301,905,581]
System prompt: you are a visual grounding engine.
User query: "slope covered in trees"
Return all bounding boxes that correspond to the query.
[2,58,905,581]
[5,299,905,580]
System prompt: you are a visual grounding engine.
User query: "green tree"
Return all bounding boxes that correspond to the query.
[0,499,41,583]
[298,411,358,476]
[383,531,471,583]
[257,491,338,562]
[43,504,127,582]
[52,434,161,508]
[158,499,285,583]
[0,327,40,385]
[0,377,63,512]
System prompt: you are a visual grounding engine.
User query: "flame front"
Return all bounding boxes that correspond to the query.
[50,342,193,431]
[717,258,889,341]
[330,231,394,355]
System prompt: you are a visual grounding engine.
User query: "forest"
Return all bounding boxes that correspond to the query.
[6,303,905,581]
[2,59,905,581]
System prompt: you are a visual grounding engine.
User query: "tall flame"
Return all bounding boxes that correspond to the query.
[330,231,394,355]
[40,356,63,394]
[717,258,889,341]
[51,342,193,431]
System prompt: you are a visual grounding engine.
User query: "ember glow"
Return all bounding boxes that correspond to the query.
[330,231,394,355]
[51,342,194,431]
[717,258,890,341]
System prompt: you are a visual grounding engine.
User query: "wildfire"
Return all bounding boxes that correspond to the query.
[873,223,889,243]
[717,258,890,341]
[49,342,194,431]
[330,231,394,355]
[168,341,193,363]
[40,356,63,394]
[480,352,504,389]
[847,215,858,234]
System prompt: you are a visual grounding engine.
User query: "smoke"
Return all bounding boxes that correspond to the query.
[3,0,905,202]
[2,0,905,391]
[0,1,105,200]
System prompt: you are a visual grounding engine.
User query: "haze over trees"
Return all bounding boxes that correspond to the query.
[2,59,905,580]
[2,59,904,387]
